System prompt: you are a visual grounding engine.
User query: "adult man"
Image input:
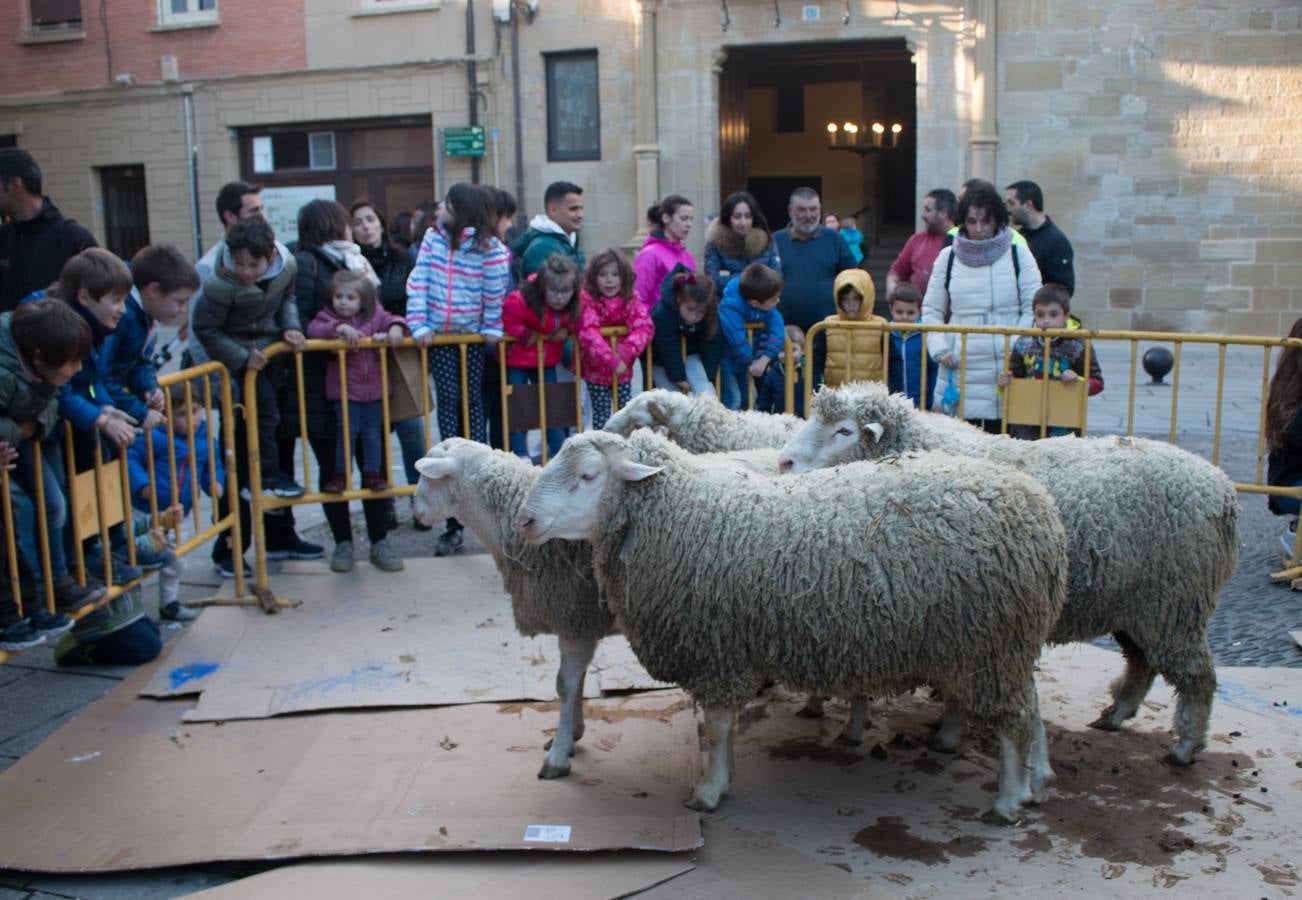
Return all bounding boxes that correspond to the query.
[1005,180,1075,296]
[886,188,957,300]
[0,149,97,312]
[773,187,855,333]
[184,181,322,575]
[513,181,585,279]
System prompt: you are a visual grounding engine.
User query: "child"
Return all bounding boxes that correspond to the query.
[0,298,103,648]
[718,263,785,411]
[501,255,581,461]
[406,183,509,556]
[193,217,306,497]
[886,283,939,410]
[996,284,1104,439]
[1266,316,1302,554]
[306,270,406,492]
[577,247,653,429]
[814,268,887,388]
[103,245,200,437]
[650,265,721,396]
[839,215,865,266]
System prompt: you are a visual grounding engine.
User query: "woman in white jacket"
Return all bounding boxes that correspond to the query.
[922,182,1041,430]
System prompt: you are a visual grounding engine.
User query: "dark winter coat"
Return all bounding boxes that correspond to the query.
[0,199,97,313]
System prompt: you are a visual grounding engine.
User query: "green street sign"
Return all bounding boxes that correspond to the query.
[444,126,486,158]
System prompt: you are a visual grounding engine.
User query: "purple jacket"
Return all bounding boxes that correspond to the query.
[633,232,697,313]
[307,306,407,402]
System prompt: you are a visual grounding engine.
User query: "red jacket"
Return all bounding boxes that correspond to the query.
[576,289,654,384]
[306,306,406,402]
[501,290,576,370]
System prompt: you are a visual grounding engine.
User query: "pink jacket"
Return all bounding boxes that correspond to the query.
[501,290,576,370]
[633,233,697,313]
[576,289,654,385]
[306,306,407,402]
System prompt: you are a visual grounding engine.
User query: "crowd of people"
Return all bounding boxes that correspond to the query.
[0,140,1131,660]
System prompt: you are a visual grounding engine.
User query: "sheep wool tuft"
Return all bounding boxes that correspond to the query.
[603,389,803,453]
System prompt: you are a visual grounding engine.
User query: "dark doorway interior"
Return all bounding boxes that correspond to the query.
[747,176,821,234]
[99,164,149,262]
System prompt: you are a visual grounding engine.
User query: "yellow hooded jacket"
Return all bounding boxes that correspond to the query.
[821,268,887,387]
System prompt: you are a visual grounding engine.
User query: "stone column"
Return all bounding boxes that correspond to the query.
[967,0,998,182]
[630,0,661,246]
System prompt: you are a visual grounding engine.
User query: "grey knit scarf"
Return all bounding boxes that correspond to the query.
[953,227,1013,268]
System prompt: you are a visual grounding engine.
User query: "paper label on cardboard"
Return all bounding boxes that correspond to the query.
[523,824,571,843]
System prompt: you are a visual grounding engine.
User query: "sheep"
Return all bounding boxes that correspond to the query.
[777,382,1241,766]
[411,438,783,780]
[516,429,1068,823]
[604,389,803,452]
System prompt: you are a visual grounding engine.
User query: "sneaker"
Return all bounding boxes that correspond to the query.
[1283,519,1298,557]
[322,473,346,494]
[363,471,388,491]
[265,536,325,561]
[0,619,46,652]
[53,576,107,614]
[28,608,75,637]
[330,541,354,573]
[213,555,253,580]
[160,600,200,622]
[368,539,405,572]
[83,552,142,585]
[128,545,170,573]
[265,475,306,498]
[433,526,464,557]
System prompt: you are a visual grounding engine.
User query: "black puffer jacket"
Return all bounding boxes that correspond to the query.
[361,243,414,317]
[0,199,97,312]
[294,244,344,441]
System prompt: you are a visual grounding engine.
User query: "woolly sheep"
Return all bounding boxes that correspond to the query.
[411,439,783,779]
[516,429,1068,822]
[603,389,803,452]
[777,382,1241,766]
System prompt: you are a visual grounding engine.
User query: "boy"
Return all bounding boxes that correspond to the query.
[886,283,939,410]
[813,268,887,388]
[103,245,200,434]
[996,284,1104,439]
[0,298,104,649]
[718,263,786,411]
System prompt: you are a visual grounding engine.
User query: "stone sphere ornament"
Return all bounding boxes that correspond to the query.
[1142,346,1174,385]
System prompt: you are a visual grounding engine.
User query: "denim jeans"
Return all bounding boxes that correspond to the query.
[719,363,755,411]
[506,365,565,460]
[11,439,69,585]
[333,400,385,475]
[393,417,429,486]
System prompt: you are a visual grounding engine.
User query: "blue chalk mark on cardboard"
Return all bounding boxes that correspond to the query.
[1216,679,1301,718]
[168,661,221,690]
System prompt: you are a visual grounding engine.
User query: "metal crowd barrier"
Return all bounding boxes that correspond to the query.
[0,361,246,661]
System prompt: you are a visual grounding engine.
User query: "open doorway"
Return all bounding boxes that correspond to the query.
[718,39,916,279]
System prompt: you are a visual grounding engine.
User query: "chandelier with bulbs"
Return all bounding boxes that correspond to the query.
[827,121,904,155]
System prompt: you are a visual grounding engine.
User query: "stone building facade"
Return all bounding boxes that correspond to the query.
[1,0,1298,334]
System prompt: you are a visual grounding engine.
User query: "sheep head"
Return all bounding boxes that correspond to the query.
[516,431,661,543]
[777,382,908,473]
[601,389,690,438]
[412,438,479,525]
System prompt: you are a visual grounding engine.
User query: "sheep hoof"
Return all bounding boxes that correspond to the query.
[927,734,960,754]
[980,808,1021,827]
[1165,742,1202,767]
[795,706,824,720]
[1087,713,1124,732]
[537,760,572,779]
[834,732,863,747]
[683,792,720,812]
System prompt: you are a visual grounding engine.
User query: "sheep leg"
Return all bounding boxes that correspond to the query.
[983,730,1034,826]
[538,634,598,779]
[796,694,826,719]
[928,698,967,753]
[835,695,871,746]
[1161,642,1216,767]
[1090,630,1155,731]
[1026,702,1054,804]
[685,705,737,812]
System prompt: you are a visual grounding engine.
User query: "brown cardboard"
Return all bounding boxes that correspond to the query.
[168,556,664,721]
[138,606,249,698]
[0,662,702,872]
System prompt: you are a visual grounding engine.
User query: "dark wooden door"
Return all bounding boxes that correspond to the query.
[100,165,150,262]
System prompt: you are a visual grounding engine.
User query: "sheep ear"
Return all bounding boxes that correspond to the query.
[865,422,885,442]
[645,398,673,426]
[415,457,460,480]
[610,459,663,482]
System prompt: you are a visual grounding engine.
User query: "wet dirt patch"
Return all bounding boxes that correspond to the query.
[767,737,865,767]
[1011,829,1052,855]
[852,816,991,865]
[913,757,945,776]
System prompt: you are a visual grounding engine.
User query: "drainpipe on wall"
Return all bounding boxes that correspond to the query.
[467,0,481,184]
[511,4,525,221]
[182,86,202,260]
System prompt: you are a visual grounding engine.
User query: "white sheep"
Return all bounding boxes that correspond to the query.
[777,382,1241,766]
[603,389,803,452]
[517,429,1067,823]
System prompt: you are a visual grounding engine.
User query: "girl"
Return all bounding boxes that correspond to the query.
[650,265,721,396]
[703,190,781,294]
[502,255,581,461]
[633,194,696,312]
[1266,316,1302,553]
[406,183,510,556]
[306,271,406,497]
[578,248,653,429]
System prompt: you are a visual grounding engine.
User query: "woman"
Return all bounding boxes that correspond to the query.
[633,194,696,312]
[294,199,402,573]
[1266,317,1302,553]
[703,190,780,293]
[349,199,427,529]
[921,182,1041,432]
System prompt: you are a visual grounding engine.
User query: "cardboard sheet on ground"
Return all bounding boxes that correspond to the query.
[185,825,893,900]
[0,659,701,872]
[707,643,1302,898]
[140,556,665,720]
